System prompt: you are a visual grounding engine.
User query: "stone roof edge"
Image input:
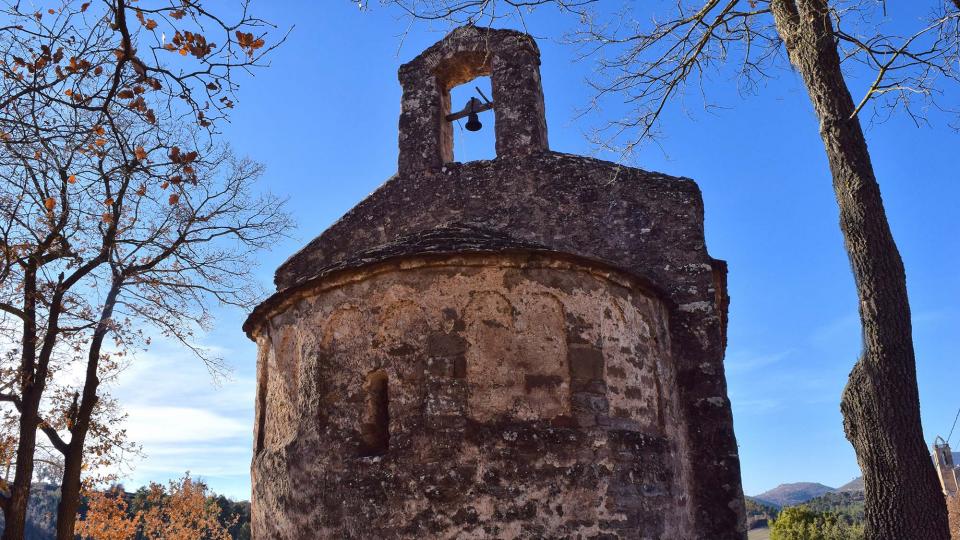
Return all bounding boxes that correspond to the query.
[272,151,700,288]
[244,245,673,341]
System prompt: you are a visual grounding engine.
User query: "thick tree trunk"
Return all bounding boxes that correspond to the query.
[55,441,85,540]
[3,265,42,540]
[55,282,119,540]
[3,397,39,540]
[770,0,949,538]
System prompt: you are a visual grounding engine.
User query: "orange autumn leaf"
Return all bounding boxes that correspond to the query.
[94,125,105,135]
[94,138,106,147]
[168,193,179,205]
[134,10,157,30]
[68,175,76,184]
[235,31,265,57]
[104,197,114,206]
[44,197,56,210]
[102,212,112,224]
[134,146,147,160]
[236,31,253,47]
[170,9,186,20]
[80,2,90,12]
[160,181,169,189]
[64,89,73,96]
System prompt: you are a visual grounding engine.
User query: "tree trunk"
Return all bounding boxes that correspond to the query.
[770,0,949,538]
[54,281,119,540]
[3,397,39,540]
[55,439,85,540]
[3,264,42,540]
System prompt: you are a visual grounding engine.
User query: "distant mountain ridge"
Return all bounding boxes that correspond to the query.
[752,482,836,508]
[836,476,864,492]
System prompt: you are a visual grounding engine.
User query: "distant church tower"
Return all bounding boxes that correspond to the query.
[934,437,959,496]
[244,27,745,539]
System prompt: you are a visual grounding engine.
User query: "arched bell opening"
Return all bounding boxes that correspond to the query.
[446,76,496,162]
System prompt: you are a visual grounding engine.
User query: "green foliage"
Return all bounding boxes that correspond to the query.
[803,491,865,524]
[745,497,780,530]
[213,495,252,540]
[770,506,864,540]
[746,497,780,517]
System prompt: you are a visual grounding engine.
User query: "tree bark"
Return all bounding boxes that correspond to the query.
[3,397,39,540]
[55,434,85,540]
[770,0,949,538]
[3,265,41,540]
[54,280,120,540]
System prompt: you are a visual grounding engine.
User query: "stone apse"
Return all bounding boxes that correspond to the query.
[244,27,746,539]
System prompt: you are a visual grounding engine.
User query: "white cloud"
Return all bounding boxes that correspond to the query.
[102,335,257,499]
[123,406,248,444]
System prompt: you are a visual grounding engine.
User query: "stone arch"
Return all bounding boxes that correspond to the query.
[375,299,427,354]
[263,323,300,451]
[602,296,665,433]
[322,305,365,350]
[514,291,569,419]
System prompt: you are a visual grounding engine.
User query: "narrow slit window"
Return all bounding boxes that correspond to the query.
[255,347,270,455]
[359,370,390,456]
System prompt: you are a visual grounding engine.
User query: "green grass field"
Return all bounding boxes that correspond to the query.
[748,527,771,540]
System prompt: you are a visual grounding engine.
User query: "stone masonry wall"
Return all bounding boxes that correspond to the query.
[249,253,691,539]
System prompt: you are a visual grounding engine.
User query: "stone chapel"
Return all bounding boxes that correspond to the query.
[244,26,746,539]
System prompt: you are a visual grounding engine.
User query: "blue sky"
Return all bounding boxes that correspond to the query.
[109,2,960,500]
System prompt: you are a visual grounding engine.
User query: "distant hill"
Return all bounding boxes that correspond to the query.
[749,477,868,533]
[836,476,864,492]
[753,482,836,508]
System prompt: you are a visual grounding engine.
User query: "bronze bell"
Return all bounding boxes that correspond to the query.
[465,110,482,132]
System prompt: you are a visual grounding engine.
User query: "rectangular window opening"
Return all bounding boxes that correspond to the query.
[359,370,390,457]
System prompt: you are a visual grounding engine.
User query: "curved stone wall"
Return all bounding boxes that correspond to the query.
[249,252,691,538]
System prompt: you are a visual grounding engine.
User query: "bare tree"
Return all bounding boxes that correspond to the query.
[0,1,290,538]
[370,0,959,537]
